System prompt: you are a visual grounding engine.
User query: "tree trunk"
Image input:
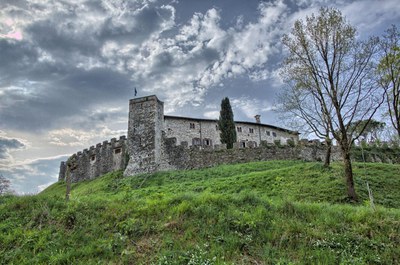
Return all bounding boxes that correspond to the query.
[342,150,358,201]
[324,138,332,167]
[396,123,400,139]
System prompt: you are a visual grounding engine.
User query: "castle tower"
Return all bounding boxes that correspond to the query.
[124,95,164,176]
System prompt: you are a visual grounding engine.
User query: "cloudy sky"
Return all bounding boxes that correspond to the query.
[1,0,399,194]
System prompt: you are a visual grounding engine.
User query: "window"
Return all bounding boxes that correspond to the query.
[266,131,271,136]
[190,123,195,129]
[240,141,246,148]
[216,124,219,130]
[114,148,122,154]
[90,155,96,162]
[192,138,201,146]
[237,126,242,132]
[272,132,277,137]
[203,138,212,146]
[249,128,254,133]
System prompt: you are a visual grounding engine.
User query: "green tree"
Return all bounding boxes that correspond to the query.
[349,119,386,144]
[218,97,237,149]
[281,7,383,201]
[378,25,400,138]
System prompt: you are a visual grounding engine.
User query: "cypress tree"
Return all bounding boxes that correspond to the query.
[218,97,237,149]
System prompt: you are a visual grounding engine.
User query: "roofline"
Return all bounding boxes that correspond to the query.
[129,95,164,104]
[164,115,299,135]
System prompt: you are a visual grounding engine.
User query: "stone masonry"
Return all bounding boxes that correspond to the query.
[123,95,301,176]
[59,95,302,182]
[58,136,127,182]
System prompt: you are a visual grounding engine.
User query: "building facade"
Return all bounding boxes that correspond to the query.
[164,115,298,149]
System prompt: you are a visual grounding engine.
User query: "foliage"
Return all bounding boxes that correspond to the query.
[281,7,383,200]
[348,119,386,143]
[378,25,400,137]
[218,97,237,149]
[1,161,400,264]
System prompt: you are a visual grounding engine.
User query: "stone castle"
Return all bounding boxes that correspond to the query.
[58,95,302,183]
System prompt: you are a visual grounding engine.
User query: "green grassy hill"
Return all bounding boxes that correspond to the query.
[1,161,400,264]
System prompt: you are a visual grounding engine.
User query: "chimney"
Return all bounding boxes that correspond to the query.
[254,115,261,124]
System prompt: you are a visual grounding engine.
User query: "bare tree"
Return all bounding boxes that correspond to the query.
[378,25,400,137]
[278,79,334,167]
[281,8,384,201]
[0,174,11,195]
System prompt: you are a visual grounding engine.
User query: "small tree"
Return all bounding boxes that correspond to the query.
[378,25,400,138]
[282,7,383,201]
[0,174,12,195]
[218,97,237,149]
[277,84,333,167]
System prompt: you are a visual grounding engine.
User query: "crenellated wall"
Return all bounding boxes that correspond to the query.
[156,136,341,171]
[58,136,127,183]
[58,133,399,184]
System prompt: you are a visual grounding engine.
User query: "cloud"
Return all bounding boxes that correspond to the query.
[0,68,133,132]
[203,111,219,119]
[4,0,396,133]
[120,1,289,112]
[0,0,176,132]
[0,154,68,194]
[0,136,25,160]
[0,18,23,40]
[48,125,126,147]
[231,96,276,122]
[340,0,400,35]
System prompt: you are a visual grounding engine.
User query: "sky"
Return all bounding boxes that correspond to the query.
[0,0,399,194]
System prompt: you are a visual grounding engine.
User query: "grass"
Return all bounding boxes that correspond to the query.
[1,160,399,264]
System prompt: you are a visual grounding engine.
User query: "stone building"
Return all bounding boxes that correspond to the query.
[59,95,299,182]
[164,115,297,149]
[123,95,299,176]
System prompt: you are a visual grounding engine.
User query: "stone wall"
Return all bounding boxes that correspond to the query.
[59,134,398,183]
[159,137,341,171]
[58,136,127,183]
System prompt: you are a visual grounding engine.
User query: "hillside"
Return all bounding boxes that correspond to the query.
[1,161,400,264]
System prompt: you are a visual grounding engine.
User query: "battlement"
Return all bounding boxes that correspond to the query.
[68,136,127,159]
[129,95,161,104]
[58,135,128,182]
